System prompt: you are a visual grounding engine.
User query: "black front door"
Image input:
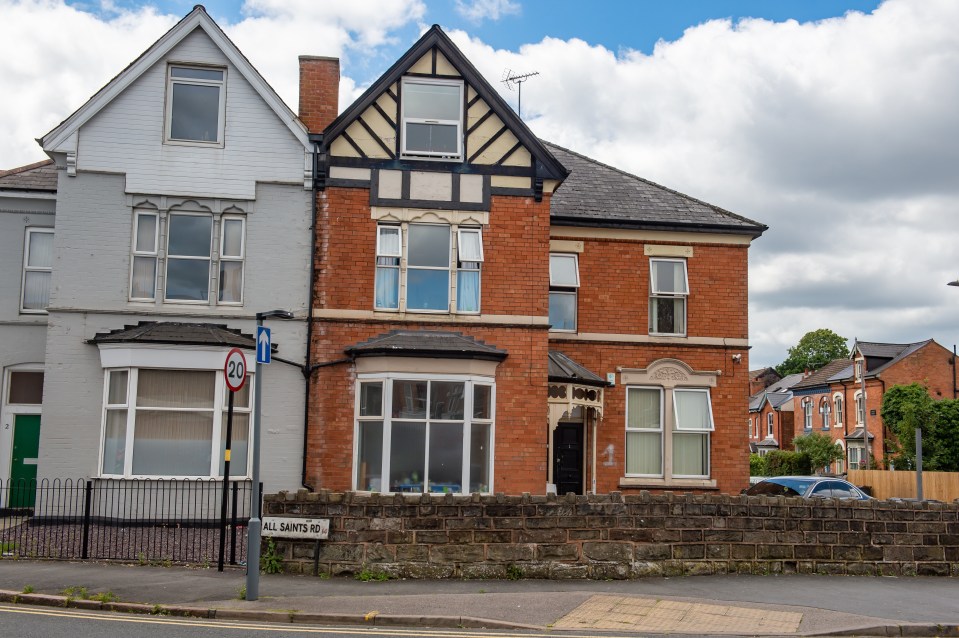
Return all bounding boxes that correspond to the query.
[553,422,584,495]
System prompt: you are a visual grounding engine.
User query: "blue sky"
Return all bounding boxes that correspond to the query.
[6,0,959,368]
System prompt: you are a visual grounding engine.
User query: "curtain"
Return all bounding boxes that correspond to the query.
[102,409,127,475]
[219,413,249,477]
[22,272,51,310]
[458,230,483,261]
[132,410,213,476]
[221,219,243,257]
[107,371,128,404]
[626,431,662,475]
[135,214,156,252]
[131,256,156,299]
[674,390,711,430]
[28,231,53,267]
[456,270,480,312]
[673,433,708,476]
[374,267,399,309]
[627,388,660,428]
[218,261,243,302]
[378,227,401,255]
[137,370,215,408]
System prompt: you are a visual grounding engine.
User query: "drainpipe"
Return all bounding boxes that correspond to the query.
[301,137,321,491]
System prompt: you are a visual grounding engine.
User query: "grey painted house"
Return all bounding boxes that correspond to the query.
[0,161,57,491]
[10,6,314,493]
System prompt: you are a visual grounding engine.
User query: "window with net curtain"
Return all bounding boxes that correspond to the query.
[101,369,251,478]
[626,386,713,478]
[21,228,53,312]
[649,258,688,335]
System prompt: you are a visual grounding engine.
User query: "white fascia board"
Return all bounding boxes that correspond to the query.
[97,343,254,371]
[41,8,309,154]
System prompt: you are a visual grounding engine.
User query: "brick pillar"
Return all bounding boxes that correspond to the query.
[299,56,340,133]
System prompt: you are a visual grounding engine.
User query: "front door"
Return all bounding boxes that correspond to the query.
[10,414,40,507]
[553,422,583,495]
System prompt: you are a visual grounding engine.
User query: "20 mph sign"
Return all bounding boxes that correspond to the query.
[224,348,247,392]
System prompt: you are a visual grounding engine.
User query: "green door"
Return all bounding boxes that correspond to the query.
[10,414,40,508]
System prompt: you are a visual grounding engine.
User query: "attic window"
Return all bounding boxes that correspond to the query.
[166,65,226,145]
[401,78,463,159]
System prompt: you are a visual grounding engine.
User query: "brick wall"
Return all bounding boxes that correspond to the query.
[299,56,339,133]
[264,490,959,579]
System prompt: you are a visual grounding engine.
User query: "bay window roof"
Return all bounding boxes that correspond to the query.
[345,329,507,361]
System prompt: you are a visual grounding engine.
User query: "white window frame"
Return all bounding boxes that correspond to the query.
[766,412,774,437]
[129,210,159,301]
[164,211,213,304]
[20,227,54,314]
[649,258,689,336]
[625,386,664,478]
[549,253,580,332]
[671,388,712,479]
[834,393,843,425]
[855,390,865,425]
[217,215,246,305]
[455,227,484,314]
[400,77,464,159]
[820,398,830,429]
[98,366,253,480]
[352,372,495,494]
[165,64,227,147]
[855,359,863,381]
[803,398,813,430]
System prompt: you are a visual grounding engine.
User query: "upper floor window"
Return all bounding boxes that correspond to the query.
[130,211,158,301]
[166,213,213,302]
[549,253,579,331]
[218,216,246,304]
[803,398,813,430]
[820,398,830,429]
[166,65,226,145]
[766,412,774,437]
[855,359,863,380]
[374,223,481,313]
[834,394,843,425]
[649,258,688,335]
[21,228,54,313]
[400,78,463,159]
[855,391,866,424]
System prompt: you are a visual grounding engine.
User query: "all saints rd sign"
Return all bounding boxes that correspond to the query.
[262,517,329,540]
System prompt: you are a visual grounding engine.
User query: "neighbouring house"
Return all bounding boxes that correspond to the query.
[790,339,957,472]
[301,25,766,496]
[747,372,803,456]
[748,367,781,396]
[0,160,58,490]
[13,5,313,495]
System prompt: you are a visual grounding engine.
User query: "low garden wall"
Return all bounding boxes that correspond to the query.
[262,491,959,579]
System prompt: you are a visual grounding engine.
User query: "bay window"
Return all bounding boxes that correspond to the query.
[101,368,251,478]
[355,375,494,494]
[649,258,688,335]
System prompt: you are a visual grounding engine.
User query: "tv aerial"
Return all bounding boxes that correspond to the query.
[501,69,539,118]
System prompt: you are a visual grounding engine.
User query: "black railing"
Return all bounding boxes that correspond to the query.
[0,478,254,565]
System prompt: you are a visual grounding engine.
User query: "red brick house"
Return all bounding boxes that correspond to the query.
[790,340,957,472]
[747,372,802,455]
[299,26,766,496]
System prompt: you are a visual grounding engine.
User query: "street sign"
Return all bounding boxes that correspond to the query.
[262,517,329,540]
[224,348,247,392]
[256,326,271,364]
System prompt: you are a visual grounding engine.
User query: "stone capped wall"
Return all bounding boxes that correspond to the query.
[263,491,959,579]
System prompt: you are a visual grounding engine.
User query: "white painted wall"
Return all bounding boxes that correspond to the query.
[79,27,306,200]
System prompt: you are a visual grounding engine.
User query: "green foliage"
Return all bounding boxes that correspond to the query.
[505,564,523,580]
[61,586,89,600]
[355,567,390,582]
[763,449,812,476]
[0,541,17,552]
[793,432,845,473]
[749,453,767,476]
[235,587,246,601]
[152,603,171,615]
[882,383,959,471]
[776,329,849,376]
[21,585,34,594]
[90,591,118,603]
[260,537,283,574]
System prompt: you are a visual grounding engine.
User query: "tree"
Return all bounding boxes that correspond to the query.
[793,432,845,474]
[776,329,849,376]
[881,383,959,472]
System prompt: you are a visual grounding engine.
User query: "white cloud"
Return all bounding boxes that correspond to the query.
[3,0,958,370]
[455,0,520,24]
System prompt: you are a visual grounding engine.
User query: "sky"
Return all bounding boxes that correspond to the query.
[3,0,958,369]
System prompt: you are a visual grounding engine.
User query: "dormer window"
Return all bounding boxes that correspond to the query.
[400,78,463,159]
[166,65,226,145]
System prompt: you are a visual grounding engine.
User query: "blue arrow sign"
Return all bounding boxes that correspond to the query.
[256,326,271,364]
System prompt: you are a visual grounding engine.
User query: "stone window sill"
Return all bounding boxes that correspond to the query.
[619,477,718,490]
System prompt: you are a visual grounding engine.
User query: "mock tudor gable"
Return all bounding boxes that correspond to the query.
[319,25,567,203]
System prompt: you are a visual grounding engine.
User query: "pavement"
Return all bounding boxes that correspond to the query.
[0,560,958,636]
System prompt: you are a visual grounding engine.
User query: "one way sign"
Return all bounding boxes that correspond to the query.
[256,326,271,364]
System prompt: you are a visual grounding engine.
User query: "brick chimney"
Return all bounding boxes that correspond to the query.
[298,56,340,133]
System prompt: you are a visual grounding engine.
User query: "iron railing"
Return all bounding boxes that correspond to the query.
[0,478,255,565]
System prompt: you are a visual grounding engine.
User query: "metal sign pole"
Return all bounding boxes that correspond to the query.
[218,389,234,572]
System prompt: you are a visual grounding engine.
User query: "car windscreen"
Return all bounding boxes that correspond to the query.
[746,478,814,497]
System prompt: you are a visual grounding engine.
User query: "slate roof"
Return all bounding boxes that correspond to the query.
[0,160,58,192]
[853,339,934,376]
[345,330,507,361]
[766,392,794,410]
[767,373,805,393]
[544,142,766,237]
[791,360,854,391]
[89,321,260,349]
[547,351,609,387]
[845,427,875,441]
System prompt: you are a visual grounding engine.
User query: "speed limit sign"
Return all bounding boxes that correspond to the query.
[224,348,247,392]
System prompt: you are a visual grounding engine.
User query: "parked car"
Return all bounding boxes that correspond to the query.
[744,476,871,500]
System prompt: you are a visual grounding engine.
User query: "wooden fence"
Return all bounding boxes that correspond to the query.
[848,469,959,501]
